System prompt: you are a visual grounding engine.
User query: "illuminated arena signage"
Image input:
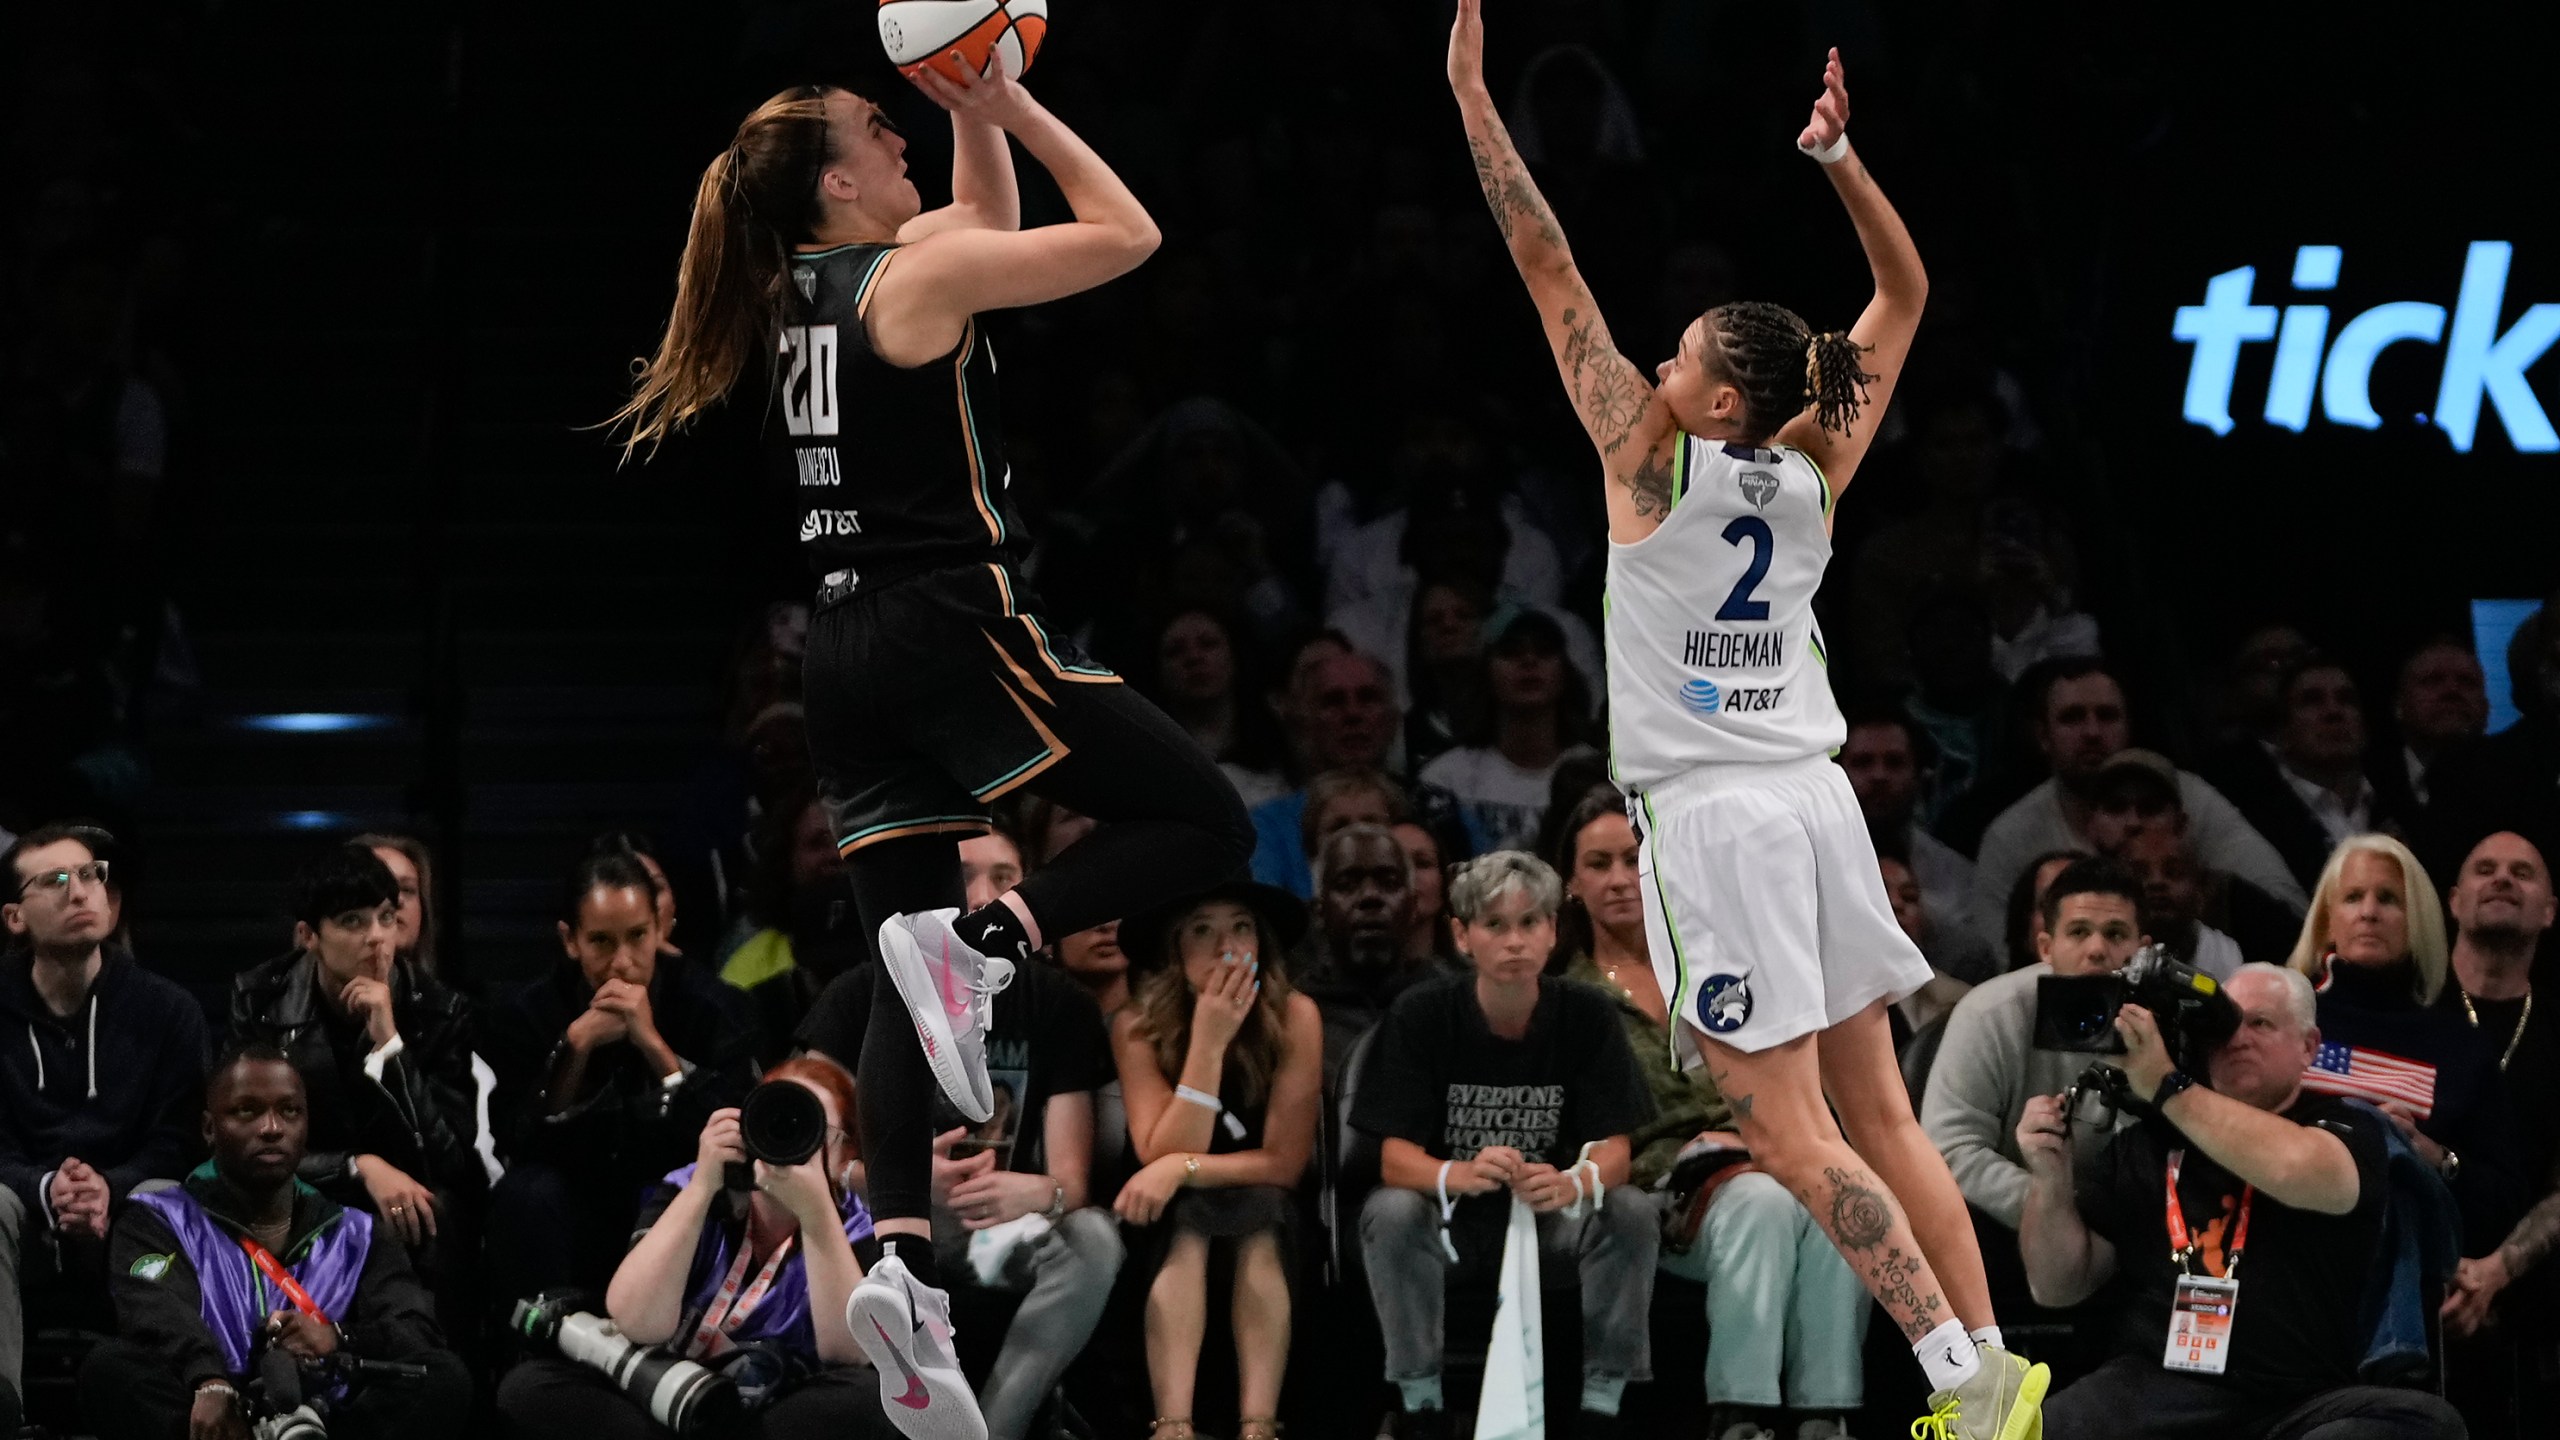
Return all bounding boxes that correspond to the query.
[2173,242,2560,452]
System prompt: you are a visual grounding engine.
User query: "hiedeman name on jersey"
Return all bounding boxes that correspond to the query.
[1682,628,1784,669]
[795,447,842,487]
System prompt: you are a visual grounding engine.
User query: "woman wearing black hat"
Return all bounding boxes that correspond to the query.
[1110,882,1321,1440]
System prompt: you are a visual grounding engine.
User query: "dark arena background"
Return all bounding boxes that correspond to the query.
[2,0,2555,1437]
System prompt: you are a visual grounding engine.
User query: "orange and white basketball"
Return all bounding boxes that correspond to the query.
[877,0,1048,86]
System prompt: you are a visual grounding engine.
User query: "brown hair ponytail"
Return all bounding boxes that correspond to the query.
[608,86,839,458]
[1804,329,1876,437]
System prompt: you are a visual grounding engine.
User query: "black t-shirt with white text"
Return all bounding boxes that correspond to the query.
[1350,974,1653,1169]
[797,959,1112,1174]
[2076,1093,2390,1399]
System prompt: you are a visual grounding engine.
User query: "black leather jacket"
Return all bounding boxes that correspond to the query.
[227,952,483,1197]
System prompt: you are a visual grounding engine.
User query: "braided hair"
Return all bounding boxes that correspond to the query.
[1700,301,1876,440]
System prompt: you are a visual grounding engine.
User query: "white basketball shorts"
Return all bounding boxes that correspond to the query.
[1629,752,1932,1064]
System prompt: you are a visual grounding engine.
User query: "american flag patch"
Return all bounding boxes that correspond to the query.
[2300,1041,2436,1120]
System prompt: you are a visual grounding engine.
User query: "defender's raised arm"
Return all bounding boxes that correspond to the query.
[1448,0,1677,541]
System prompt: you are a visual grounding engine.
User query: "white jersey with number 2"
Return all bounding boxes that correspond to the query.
[1605,434,1843,788]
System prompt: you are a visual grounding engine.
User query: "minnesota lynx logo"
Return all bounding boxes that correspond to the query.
[1695,974,1754,1034]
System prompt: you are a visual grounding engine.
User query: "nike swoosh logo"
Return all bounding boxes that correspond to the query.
[869,1316,932,1409]
[935,935,971,1021]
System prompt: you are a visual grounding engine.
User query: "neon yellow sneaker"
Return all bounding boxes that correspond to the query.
[1914,1345,2047,1440]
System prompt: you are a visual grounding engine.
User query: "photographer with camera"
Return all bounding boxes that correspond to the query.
[498,1058,894,1438]
[80,1045,468,1440]
[2016,964,2465,1440]
[1922,858,2149,1230]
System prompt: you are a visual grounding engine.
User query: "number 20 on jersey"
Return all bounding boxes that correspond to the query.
[781,324,839,436]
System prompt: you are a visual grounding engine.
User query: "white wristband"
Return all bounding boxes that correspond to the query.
[1174,1084,1224,1114]
[1799,131,1849,165]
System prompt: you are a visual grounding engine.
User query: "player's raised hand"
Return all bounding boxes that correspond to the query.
[1797,47,1850,154]
[912,51,1034,129]
[1447,0,1488,99]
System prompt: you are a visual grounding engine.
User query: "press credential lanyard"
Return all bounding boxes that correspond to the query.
[2161,1149,2250,1375]
[687,1234,795,1359]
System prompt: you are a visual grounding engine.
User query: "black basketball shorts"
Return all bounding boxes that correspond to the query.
[803,562,1123,856]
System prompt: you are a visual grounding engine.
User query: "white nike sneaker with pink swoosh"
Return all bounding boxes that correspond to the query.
[877,908,1015,1123]
[849,1254,984,1440]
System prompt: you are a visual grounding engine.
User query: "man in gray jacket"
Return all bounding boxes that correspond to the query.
[1968,663,2304,950]
[1922,857,2148,1229]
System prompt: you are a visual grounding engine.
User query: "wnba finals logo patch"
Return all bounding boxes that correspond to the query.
[1696,974,1753,1033]
[1680,678,1723,715]
[1737,470,1779,508]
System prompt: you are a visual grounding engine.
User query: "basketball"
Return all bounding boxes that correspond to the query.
[877,0,1048,86]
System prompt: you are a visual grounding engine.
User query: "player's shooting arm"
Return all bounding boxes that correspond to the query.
[1447,0,1675,538]
[900,109,1022,239]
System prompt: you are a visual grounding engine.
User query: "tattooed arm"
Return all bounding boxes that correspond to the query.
[2443,1181,2560,1336]
[1447,0,1676,542]
[2500,1187,2560,1275]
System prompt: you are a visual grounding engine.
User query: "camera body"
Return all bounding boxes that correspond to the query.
[2032,944,2240,1078]
[243,1345,427,1440]
[512,1291,742,1437]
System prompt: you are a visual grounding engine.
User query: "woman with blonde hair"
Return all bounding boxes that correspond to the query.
[2286,833,2522,1246]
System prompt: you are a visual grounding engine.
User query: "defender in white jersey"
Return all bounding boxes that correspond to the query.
[1450,9,2046,1440]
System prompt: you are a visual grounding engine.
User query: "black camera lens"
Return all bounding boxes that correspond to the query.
[738,1080,827,1168]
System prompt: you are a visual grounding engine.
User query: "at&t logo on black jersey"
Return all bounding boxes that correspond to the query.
[799,509,862,542]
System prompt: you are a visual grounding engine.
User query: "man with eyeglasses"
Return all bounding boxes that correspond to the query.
[0,824,213,1425]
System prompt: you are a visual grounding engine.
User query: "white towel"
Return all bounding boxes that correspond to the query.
[1473,1195,1545,1440]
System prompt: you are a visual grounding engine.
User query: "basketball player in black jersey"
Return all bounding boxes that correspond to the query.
[614,61,1251,1440]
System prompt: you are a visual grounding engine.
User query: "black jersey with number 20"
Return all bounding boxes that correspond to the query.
[770,242,1027,589]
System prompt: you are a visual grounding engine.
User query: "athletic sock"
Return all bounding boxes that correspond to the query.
[1396,1376,1444,1413]
[1969,1324,2005,1353]
[1914,1318,1981,1393]
[955,900,1033,964]
[879,1232,942,1290]
[1580,1376,1627,1417]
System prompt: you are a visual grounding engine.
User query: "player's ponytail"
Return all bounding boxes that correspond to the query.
[609,86,836,459]
[1803,329,1875,438]
[1702,302,1876,442]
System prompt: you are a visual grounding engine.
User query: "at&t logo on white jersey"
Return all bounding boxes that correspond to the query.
[1679,677,1785,717]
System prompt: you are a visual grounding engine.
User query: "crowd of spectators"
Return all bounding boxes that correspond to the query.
[7,596,2558,1439]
